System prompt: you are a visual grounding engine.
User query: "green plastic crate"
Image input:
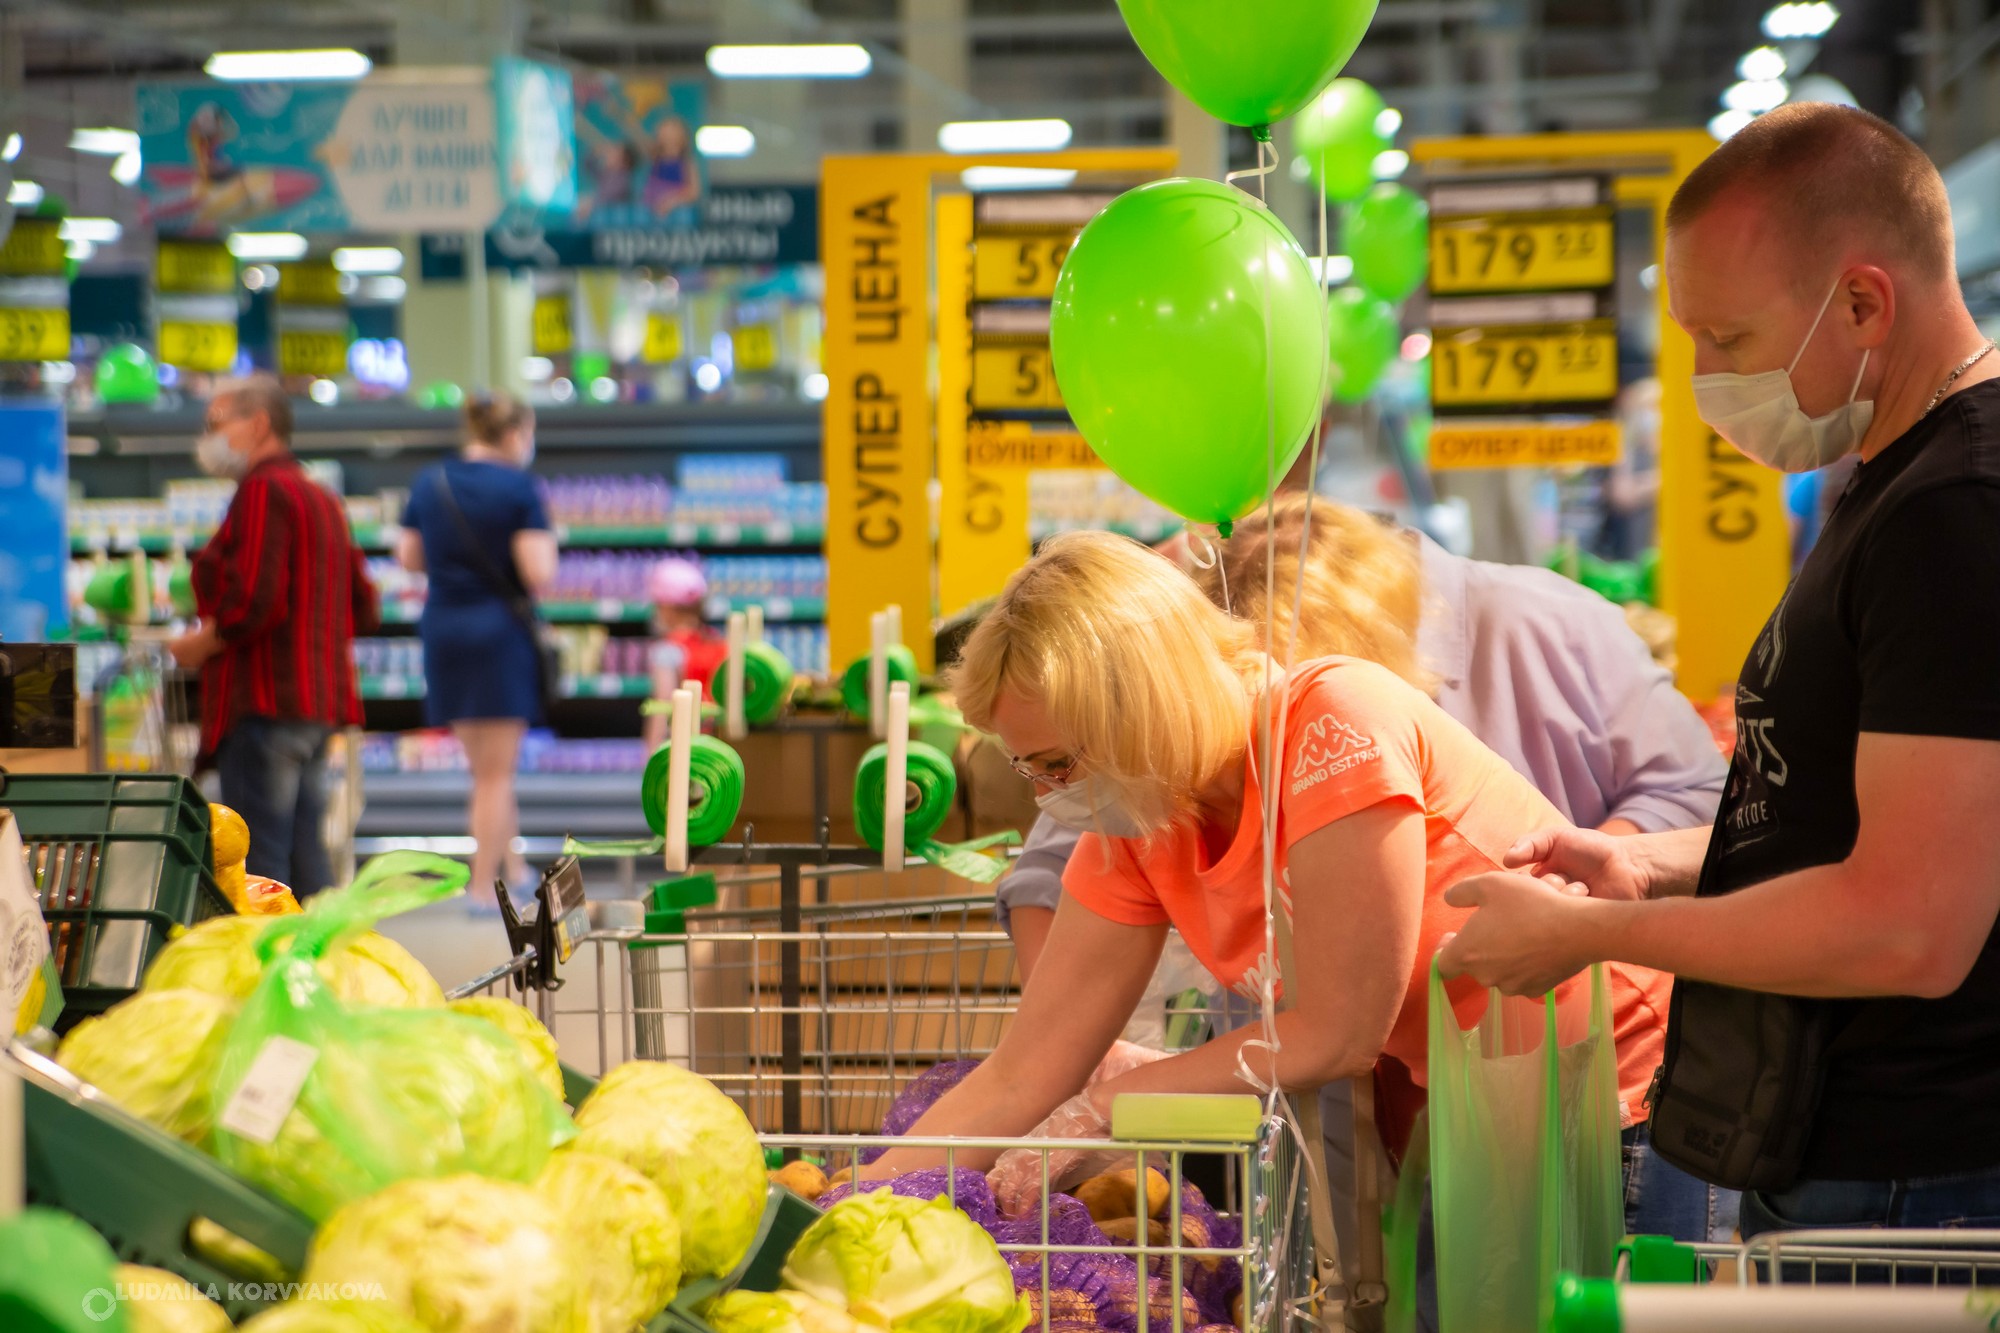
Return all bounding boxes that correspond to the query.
[2,772,229,1024]
[20,1058,317,1323]
[661,1187,824,1333]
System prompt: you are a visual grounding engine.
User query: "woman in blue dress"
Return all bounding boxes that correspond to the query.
[396,391,558,908]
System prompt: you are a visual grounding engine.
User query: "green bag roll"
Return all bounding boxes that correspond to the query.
[1427,961,1621,1333]
[840,644,919,720]
[852,740,1019,883]
[713,641,795,726]
[567,735,745,859]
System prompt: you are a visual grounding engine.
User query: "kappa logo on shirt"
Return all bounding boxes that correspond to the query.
[1290,715,1381,794]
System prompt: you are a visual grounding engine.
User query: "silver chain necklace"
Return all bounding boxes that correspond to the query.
[1923,342,1998,416]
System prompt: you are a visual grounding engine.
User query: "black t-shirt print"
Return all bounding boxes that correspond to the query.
[1693,377,2000,1181]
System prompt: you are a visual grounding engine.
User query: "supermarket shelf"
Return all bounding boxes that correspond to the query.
[376,596,823,626]
[358,673,654,700]
[71,521,824,556]
[352,769,651,839]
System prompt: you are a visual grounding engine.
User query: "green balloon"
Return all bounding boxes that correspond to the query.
[96,343,159,405]
[1344,184,1429,303]
[574,350,611,383]
[417,380,465,410]
[1050,178,1327,528]
[1325,287,1399,404]
[1116,0,1379,129]
[1294,79,1388,203]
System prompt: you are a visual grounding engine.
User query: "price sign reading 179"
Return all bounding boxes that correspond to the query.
[1432,319,1618,409]
[1429,210,1615,294]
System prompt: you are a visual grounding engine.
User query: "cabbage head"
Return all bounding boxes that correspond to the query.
[213,1006,574,1221]
[782,1192,1030,1333]
[706,1289,873,1333]
[238,1302,429,1333]
[303,1175,593,1333]
[570,1061,766,1281]
[450,996,564,1102]
[57,989,235,1141]
[114,1264,234,1333]
[535,1150,682,1330]
[143,916,443,1008]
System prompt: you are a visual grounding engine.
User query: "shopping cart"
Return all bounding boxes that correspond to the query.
[86,638,195,776]
[1552,1229,2000,1330]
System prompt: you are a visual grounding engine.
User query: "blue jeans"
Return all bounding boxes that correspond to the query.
[1415,1122,1737,1331]
[1739,1163,2000,1284]
[215,716,333,898]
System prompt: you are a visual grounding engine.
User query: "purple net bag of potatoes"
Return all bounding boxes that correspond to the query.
[859,1059,984,1164]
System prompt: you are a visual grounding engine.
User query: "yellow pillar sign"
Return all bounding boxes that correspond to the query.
[822,157,937,671]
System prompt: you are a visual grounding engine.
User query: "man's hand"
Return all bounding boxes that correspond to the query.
[167,622,220,671]
[1436,872,1602,996]
[1504,826,1652,902]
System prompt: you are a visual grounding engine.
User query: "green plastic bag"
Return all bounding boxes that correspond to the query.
[209,852,576,1220]
[1427,962,1621,1333]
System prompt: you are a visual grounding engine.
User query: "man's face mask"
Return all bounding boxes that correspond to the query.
[1691,276,1873,473]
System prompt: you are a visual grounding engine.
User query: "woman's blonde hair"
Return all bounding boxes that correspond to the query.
[1190,494,1434,692]
[949,531,1262,834]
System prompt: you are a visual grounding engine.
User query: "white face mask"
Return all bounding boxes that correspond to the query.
[1035,777,1149,839]
[195,431,249,480]
[1691,277,1873,473]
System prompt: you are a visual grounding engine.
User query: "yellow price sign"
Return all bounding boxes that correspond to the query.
[157,241,236,294]
[642,313,683,364]
[279,329,349,377]
[973,232,1075,300]
[532,294,573,357]
[1429,211,1615,294]
[279,262,345,307]
[159,320,239,373]
[1429,421,1622,471]
[972,343,1063,412]
[0,307,70,361]
[1432,320,1617,409]
[734,323,778,372]
[0,220,65,277]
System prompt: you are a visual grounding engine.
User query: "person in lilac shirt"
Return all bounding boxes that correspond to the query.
[993,495,1732,1262]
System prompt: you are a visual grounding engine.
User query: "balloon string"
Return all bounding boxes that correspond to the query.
[1224,138,1279,208]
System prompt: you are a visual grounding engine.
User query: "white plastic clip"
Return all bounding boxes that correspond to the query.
[723,611,748,740]
[663,686,695,874]
[746,603,765,644]
[883,680,910,874]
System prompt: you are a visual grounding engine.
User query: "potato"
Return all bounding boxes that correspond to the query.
[769,1159,830,1201]
[1074,1166,1171,1222]
[1096,1215,1172,1247]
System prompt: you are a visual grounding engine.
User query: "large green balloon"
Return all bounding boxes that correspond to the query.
[1344,184,1429,303]
[1116,0,1379,129]
[96,343,159,405]
[1050,178,1327,528]
[1325,287,1399,404]
[1294,79,1388,203]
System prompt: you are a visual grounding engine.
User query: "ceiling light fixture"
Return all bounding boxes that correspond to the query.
[2,133,20,162]
[332,246,404,275]
[205,49,373,81]
[695,125,757,157]
[8,180,43,208]
[110,151,142,186]
[226,231,309,261]
[938,118,1072,154]
[1738,46,1788,82]
[960,166,1079,191]
[69,128,139,156]
[1762,2,1839,40]
[705,44,871,79]
[58,217,121,244]
[1722,79,1789,114]
[1709,109,1756,140]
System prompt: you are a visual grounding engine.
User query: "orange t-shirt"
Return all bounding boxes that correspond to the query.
[1063,655,1670,1124]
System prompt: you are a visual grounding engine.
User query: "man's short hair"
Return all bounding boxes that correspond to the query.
[214,375,293,443]
[1666,103,1955,289]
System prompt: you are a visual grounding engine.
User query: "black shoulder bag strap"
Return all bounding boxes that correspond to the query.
[428,468,558,707]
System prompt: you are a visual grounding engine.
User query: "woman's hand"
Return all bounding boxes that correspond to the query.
[1503,825,1653,902]
[987,1091,1114,1217]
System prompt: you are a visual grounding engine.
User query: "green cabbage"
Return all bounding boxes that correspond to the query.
[57,989,235,1141]
[570,1061,766,1281]
[535,1150,682,1330]
[114,1264,234,1333]
[213,1006,574,1221]
[449,996,564,1102]
[237,1301,429,1333]
[782,1192,1031,1333]
[143,916,443,1008]
[302,1175,593,1333]
[706,1289,873,1333]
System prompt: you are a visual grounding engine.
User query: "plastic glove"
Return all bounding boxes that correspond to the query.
[989,1092,1114,1217]
[1087,1039,1175,1087]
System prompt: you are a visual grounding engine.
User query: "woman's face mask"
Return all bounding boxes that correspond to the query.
[1035,776,1149,839]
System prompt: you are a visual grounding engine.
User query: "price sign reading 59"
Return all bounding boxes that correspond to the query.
[971,343,1064,412]
[1432,321,1618,409]
[1430,211,1615,294]
[973,233,1075,300]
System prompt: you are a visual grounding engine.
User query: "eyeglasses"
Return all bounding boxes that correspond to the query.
[1007,752,1078,789]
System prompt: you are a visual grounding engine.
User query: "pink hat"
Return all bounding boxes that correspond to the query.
[648,556,708,607]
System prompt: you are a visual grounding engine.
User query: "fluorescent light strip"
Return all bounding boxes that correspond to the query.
[8,180,43,208]
[695,125,756,158]
[960,166,1078,192]
[206,49,373,81]
[227,232,309,261]
[2,133,20,162]
[59,217,121,244]
[939,118,1072,154]
[111,151,143,186]
[70,128,139,156]
[706,44,871,78]
[333,246,404,275]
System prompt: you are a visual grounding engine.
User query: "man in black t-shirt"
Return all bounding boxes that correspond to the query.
[1438,102,2000,1234]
